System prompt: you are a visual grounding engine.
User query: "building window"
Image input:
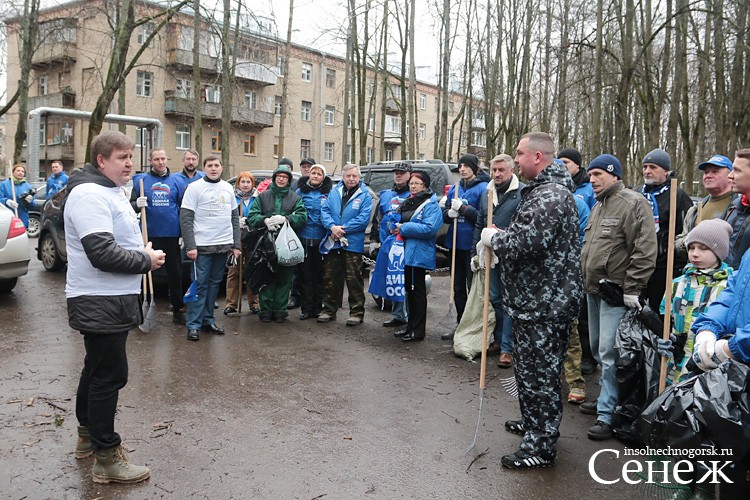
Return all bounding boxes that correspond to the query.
[176,78,192,99]
[419,123,426,140]
[301,62,312,82]
[136,71,153,97]
[39,123,47,145]
[243,134,256,155]
[419,93,426,110]
[274,96,282,116]
[175,125,191,150]
[301,101,312,121]
[324,105,335,125]
[204,85,221,103]
[386,115,401,133]
[326,68,336,88]
[273,143,281,158]
[246,91,257,110]
[38,75,48,95]
[368,79,376,96]
[385,149,393,161]
[211,131,222,152]
[300,139,311,159]
[449,101,455,115]
[368,115,375,132]
[366,147,374,164]
[347,144,353,164]
[137,22,154,45]
[325,142,334,162]
[278,56,286,76]
[135,127,145,148]
[472,131,486,147]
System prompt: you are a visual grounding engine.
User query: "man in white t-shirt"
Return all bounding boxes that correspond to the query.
[179,155,241,340]
[65,131,165,484]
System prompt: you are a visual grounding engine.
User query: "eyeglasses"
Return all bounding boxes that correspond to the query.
[408,181,424,186]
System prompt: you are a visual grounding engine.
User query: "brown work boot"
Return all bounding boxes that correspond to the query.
[92,445,150,484]
[75,425,93,459]
[498,352,513,368]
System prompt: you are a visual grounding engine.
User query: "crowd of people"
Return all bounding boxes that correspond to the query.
[42,127,749,489]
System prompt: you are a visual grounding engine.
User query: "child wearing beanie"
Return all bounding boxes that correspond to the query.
[660,219,734,384]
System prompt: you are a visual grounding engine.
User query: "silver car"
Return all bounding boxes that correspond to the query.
[0,203,31,292]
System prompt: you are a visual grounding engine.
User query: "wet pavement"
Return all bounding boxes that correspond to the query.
[0,253,640,499]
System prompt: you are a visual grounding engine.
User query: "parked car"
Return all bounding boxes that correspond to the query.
[27,182,47,238]
[0,203,31,292]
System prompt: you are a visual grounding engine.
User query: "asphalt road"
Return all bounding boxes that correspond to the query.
[0,253,643,499]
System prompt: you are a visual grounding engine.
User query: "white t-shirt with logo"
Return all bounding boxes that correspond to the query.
[181,178,237,246]
[65,183,144,298]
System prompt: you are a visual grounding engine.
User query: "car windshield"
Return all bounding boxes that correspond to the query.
[367,172,395,193]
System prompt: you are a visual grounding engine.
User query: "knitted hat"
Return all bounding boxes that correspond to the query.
[557,147,582,167]
[278,157,294,169]
[309,163,327,176]
[587,154,622,179]
[300,157,316,166]
[458,154,480,174]
[410,170,431,189]
[273,164,293,182]
[642,148,671,171]
[685,219,733,262]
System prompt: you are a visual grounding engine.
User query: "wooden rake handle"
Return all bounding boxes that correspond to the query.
[479,190,494,391]
[658,179,679,394]
[448,181,460,304]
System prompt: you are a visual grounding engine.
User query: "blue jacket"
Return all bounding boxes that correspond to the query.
[321,180,373,254]
[296,176,333,240]
[131,170,186,238]
[399,193,443,270]
[574,181,596,210]
[175,170,205,185]
[0,178,34,228]
[443,172,491,250]
[46,171,69,199]
[691,249,750,363]
[575,196,590,246]
[377,185,411,243]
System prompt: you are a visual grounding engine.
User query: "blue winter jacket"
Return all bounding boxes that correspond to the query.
[297,176,333,240]
[321,180,373,254]
[574,182,596,211]
[46,171,69,199]
[175,170,206,185]
[377,186,411,243]
[691,248,750,363]
[399,193,443,270]
[443,172,491,250]
[131,170,186,238]
[575,196,590,246]
[0,178,34,228]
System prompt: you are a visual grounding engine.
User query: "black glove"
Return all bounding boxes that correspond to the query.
[598,279,624,307]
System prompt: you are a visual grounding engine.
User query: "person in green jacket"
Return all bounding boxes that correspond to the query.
[247,165,307,322]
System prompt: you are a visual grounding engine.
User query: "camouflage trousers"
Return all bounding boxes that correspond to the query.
[513,318,569,459]
[563,319,585,390]
[322,250,365,319]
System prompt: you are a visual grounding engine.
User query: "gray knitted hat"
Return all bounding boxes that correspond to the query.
[685,219,733,262]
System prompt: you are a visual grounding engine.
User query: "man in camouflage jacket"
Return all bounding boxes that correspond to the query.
[480,132,582,469]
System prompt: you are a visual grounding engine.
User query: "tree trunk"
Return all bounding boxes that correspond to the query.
[12,0,40,165]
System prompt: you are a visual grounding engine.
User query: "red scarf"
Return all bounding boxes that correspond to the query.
[742,195,750,207]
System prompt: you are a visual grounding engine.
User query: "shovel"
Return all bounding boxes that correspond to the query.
[658,179,679,395]
[438,182,460,333]
[138,179,159,333]
[227,206,252,317]
[466,189,494,455]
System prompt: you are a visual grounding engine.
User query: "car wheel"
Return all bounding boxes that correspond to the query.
[0,278,18,293]
[40,233,64,272]
[27,215,40,238]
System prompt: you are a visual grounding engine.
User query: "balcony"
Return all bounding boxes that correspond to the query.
[234,60,277,86]
[28,90,76,110]
[164,91,273,127]
[385,97,401,115]
[31,41,76,68]
[384,131,401,145]
[23,143,75,161]
[166,48,218,74]
[471,118,485,129]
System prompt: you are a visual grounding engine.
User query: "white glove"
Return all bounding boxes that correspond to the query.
[264,218,280,231]
[448,209,459,219]
[475,240,498,269]
[623,294,641,310]
[339,236,349,247]
[24,195,33,204]
[470,254,481,273]
[239,217,247,229]
[480,227,500,248]
[5,199,18,209]
[693,331,719,371]
[451,198,463,211]
[268,214,286,226]
[136,196,148,208]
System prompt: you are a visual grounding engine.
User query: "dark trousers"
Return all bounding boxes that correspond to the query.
[404,265,427,337]
[513,318,569,459]
[290,267,302,302]
[299,238,324,316]
[452,249,472,323]
[76,331,129,451]
[645,265,681,313]
[322,250,365,318]
[151,237,183,311]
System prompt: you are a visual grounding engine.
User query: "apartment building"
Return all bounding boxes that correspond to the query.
[3,0,480,180]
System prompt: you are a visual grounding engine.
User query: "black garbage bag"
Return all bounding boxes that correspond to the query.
[611,307,663,444]
[244,227,277,294]
[638,359,750,457]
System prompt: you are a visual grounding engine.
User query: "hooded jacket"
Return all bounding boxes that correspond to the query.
[398,191,443,269]
[321,180,373,254]
[487,162,582,322]
[296,176,333,240]
[571,168,596,210]
[443,171,491,250]
[581,181,657,295]
[64,164,152,334]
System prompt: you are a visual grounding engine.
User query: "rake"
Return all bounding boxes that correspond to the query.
[227,205,252,317]
[465,190,494,455]
[438,182,460,333]
[138,179,159,333]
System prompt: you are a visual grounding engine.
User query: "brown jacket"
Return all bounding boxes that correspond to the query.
[581,181,657,295]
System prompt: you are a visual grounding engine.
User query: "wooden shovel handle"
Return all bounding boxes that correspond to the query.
[479,190,494,391]
[448,181,460,304]
[658,179,678,394]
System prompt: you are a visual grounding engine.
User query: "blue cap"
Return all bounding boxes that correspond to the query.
[698,154,733,171]
[587,154,623,179]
